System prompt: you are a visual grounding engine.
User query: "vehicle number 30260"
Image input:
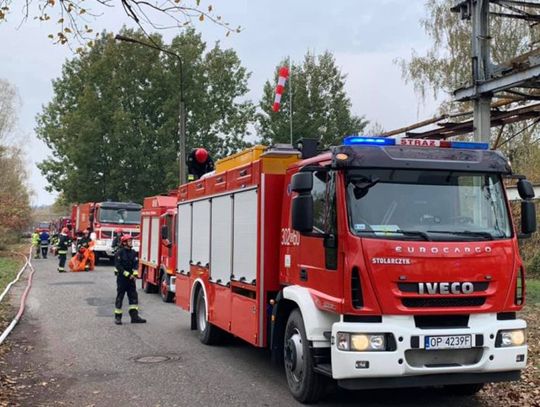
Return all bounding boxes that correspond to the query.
[281,228,300,246]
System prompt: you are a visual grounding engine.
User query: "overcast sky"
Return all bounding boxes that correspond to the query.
[0,0,440,206]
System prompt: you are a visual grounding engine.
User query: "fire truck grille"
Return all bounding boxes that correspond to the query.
[405,348,483,368]
[402,297,486,308]
[397,282,489,293]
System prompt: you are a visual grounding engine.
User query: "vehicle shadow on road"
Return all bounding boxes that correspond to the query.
[216,335,487,407]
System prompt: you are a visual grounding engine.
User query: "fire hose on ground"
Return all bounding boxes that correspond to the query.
[0,247,35,345]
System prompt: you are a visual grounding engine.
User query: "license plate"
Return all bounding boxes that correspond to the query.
[424,334,472,350]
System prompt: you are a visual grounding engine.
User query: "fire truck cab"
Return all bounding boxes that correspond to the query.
[174,138,536,403]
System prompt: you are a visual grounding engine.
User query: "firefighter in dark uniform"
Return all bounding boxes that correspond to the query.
[56,227,71,273]
[111,228,124,275]
[114,235,146,325]
[187,148,214,181]
[39,230,50,259]
[77,228,92,250]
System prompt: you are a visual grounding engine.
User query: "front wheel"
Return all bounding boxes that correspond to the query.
[284,309,325,403]
[195,288,222,345]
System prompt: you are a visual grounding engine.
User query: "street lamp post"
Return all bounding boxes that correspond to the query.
[114,34,187,185]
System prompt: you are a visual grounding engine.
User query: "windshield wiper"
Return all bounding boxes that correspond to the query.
[356,229,431,241]
[426,230,495,240]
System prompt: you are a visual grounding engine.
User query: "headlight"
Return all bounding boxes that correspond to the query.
[336,332,389,351]
[496,329,526,347]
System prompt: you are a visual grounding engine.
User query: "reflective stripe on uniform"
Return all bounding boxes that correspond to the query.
[128,305,138,310]
[58,250,67,254]
[114,309,123,314]
[123,271,130,277]
[132,272,139,277]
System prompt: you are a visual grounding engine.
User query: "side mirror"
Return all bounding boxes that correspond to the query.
[518,179,535,200]
[521,200,537,236]
[292,195,313,233]
[161,224,169,240]
[291,172,313,193]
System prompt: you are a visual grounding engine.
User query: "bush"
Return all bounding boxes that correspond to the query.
[527,252,540,277]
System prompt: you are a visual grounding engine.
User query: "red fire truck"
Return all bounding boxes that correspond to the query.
[138,194,178,302]
[172,138,536,402]
[71,201,142,259]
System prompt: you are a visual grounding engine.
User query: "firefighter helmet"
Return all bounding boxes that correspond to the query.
[120,235,132,244]
[194,148,209,164]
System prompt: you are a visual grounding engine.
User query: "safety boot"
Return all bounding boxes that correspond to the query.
[114,314,122,325]
[129,309,146,324]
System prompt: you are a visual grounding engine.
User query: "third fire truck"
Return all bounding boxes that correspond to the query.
[171,138,536,403]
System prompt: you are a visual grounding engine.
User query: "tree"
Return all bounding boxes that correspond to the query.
[0,80,31,248]
[258,51,367,148]
[0,0,240,46]
[37,28,255,204]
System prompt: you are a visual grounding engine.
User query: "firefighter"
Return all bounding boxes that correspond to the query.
[56,227,71,273]
[114,235,146,325]
[111,228,124,275]
[31,229,41,259]
[187,148,214,181]
[39,229,50,259]
[77,228,92,251]
[50,232,59,255]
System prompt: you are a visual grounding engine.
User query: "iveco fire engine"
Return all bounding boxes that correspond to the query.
[71,201,142,259]
[170,138,536,403]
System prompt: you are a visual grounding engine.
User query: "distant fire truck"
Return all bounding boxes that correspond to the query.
[138,194,178,302]
[71,201,142,259]
[171,138,536,402]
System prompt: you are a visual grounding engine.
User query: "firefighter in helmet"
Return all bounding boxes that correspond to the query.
[56,227,71,273]
[114,235,146,325]
[187,148,214,181]
[111,228,124,276]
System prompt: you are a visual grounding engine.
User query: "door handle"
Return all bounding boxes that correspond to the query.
[300,268,308,281]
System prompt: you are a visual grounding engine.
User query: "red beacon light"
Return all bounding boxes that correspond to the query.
[343,136,489,150]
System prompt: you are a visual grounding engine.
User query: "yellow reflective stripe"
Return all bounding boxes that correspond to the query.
[58,250,67,254]
[114,309,123,314]
[128,305,138,310]
[123,271,130,277]
[132,272,139,277]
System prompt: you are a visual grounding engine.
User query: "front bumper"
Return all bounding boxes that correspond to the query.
[331,314,527,382]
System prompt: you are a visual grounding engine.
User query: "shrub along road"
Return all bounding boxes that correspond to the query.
[0,256,538,406]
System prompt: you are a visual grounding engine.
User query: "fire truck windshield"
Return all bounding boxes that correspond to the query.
[346,169,512,241]
[98,208,141,225]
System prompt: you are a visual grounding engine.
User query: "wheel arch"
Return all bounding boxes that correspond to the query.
[190,278,208,330]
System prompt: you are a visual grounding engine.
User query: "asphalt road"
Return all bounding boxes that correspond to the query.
[4,256,490,406]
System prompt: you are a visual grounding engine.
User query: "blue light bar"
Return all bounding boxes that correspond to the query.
[449,141,489,150]
[343,136,396,146]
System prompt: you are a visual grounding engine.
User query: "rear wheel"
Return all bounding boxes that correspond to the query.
[443,383,484,396]
[160,272,175,303]
[284,309,325,403]
[141,268,156,294]
[195,288,222,345]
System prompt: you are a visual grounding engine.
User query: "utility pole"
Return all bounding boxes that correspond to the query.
[115,34,187,184]
[452,0,540,144]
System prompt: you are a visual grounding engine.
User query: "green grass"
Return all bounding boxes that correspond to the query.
[0,256,22,294]
[526,279,540,305]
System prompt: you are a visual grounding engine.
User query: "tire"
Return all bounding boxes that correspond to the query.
[195,288,222,345]
[443,383,484,396]
[141,268,156,294]
[160,272,175,303]
[284,309,325,403]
